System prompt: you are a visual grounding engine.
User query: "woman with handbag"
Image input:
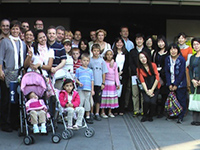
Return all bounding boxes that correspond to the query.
[165,43,187,124]
[0,20,26,132]
[137,51,161,122]
[189,37,200,126]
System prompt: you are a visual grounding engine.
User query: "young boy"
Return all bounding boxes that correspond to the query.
[72,48,82,74]
[75,53,94,124]
[88,44,108,121]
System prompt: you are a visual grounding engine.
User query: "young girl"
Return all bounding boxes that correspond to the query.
[25,92,47,134]
[63,39,74,74]
[59,79,85,129]
[100,49,120,118]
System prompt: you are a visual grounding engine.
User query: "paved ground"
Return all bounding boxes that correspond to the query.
[0,111,200,150]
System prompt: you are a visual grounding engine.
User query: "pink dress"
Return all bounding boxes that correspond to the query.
[101,62,120,109]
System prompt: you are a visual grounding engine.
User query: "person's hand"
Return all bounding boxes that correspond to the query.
[117,85,120,90]
[0,70,5,81]
[192,79,199,88]
[51,67,57,73]
[169,85,173,91]
[79,82,83,87]
[101,84,105,90]
[91,90,95,96]
[30,63,40,71]
[146,89,154,97]
[27,45,33,58]
[172,85,177,91]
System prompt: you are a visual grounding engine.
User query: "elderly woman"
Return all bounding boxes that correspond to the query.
[189,38,200,126]
[165,43,187,124]
[0,20,26,132]
[90,29,111,58]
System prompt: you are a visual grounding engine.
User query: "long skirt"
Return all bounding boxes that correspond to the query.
[100,80,119,109]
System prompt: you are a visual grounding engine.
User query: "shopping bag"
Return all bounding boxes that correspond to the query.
[117,84,123,97]
[165,92,183,116]
[189,88,200,112]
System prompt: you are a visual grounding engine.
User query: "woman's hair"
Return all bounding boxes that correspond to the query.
[137,51,155,76]
[62,78,74,93]
[33,30,46,55]
[78,39,89,55]
[145,35,155,50]
[168,43,181,55]
[65,30,73,38]
[96,29,107,37]
[156,35,168,52]
[191,37,200,49]
[112,37,127,55]
[104,49,113,61]
[177,32,187,39]
[63,39,72,55]
[10,20,21,29]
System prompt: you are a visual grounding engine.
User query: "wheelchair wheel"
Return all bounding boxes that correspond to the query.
[30,135,35,144]
[62,129,72,140]
[52,134,61,143]
[84,127,95,138]
[23,136,32,145]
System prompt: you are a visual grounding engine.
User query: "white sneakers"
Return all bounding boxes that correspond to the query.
[101,113,108,118]
[33,125,39,134]
[33,124,47,134]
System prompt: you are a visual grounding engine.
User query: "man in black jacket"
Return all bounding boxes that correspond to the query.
[129,33,151,117]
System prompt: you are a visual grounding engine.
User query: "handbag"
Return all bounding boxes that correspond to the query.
[4,69,19,88]
[117,84,123,97]
[189,88,200,112]
[165,92,183,116]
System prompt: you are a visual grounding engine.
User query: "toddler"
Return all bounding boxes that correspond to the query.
[25,92,47,134]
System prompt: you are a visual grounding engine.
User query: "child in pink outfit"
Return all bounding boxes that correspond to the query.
[25,92,47,134]
[59,79,85,129]
[100,49,120,118]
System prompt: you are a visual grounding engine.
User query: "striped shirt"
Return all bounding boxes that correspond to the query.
[73,59,82,73]
[75,66,94,91]
[50,42,67,67]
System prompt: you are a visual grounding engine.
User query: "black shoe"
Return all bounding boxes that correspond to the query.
[177,119,182,124]
[1,126,13,132]
[157,114,163,118]
[191,121,197,125]
[90,114,94,121]
[86,118,93,124]
[94,114,101,121]
[148,117,153,122]
[195,122,200,126]
[141,116,147,122]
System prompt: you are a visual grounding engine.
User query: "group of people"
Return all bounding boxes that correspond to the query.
[0,18,199,133]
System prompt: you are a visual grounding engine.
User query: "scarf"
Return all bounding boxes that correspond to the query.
[179,44,189,49]
[169,56,176,83]
[9,35,24,69]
